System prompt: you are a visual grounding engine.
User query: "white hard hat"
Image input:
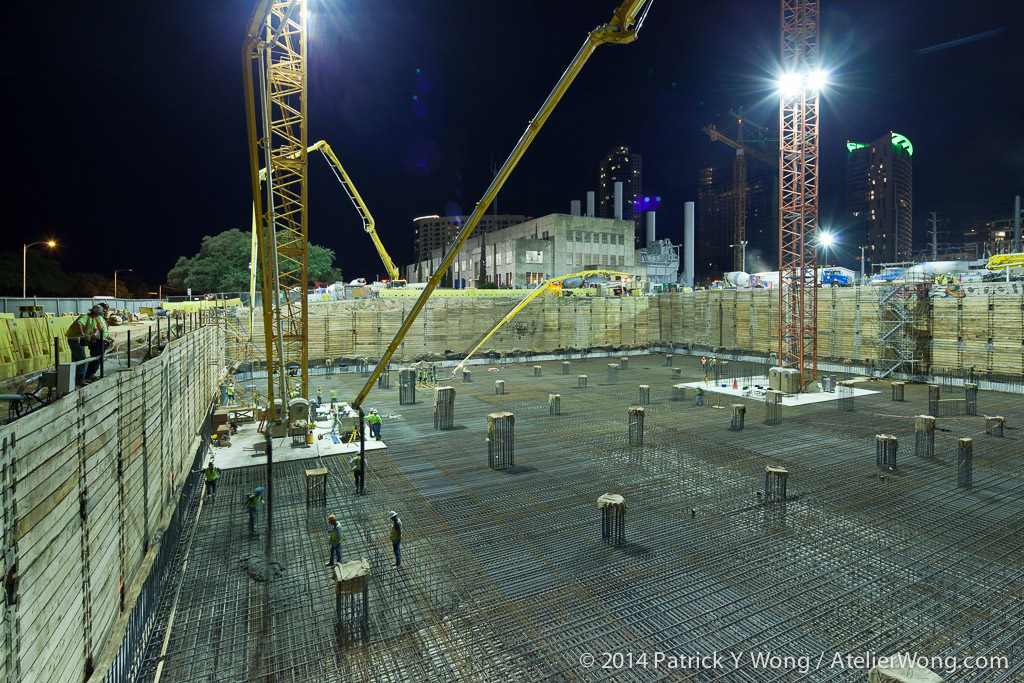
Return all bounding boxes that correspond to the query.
[388,510,397,519]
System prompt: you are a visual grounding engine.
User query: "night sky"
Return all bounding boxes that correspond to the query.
[8,0,1023,287]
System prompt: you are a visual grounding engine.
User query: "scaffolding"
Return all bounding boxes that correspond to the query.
[876,283,921,379]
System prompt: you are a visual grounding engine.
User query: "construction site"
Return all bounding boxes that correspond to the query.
[1,0,1023,682]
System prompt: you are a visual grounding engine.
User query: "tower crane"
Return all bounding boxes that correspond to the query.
[702,121,777,271]
[777,0,822,390]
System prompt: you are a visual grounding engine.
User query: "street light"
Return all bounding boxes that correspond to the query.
[114,268,133,299]
[22,240,57,298]
[859,245,868,283]
[818,232,836,267]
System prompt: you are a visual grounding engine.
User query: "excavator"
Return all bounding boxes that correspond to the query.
[248,140,402,308]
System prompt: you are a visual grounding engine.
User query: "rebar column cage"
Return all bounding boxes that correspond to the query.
[548,394,561,416]
[628,407,645,446]
[838,381,854,411]
[304,467,327,507]
[377,365,390,389]
[927,384,940,416]
[333,559,370,632]
[598,494,626,547]
[637,385,650,406]
[355,357,369,376]
[487,412,515,470]
[985,415,1005,437]
[764,465,789,502]
[666,354,673,367]
[562,361,570,375]
[778,0,820,391]
[730,404,746,430]
[957,438,973,489]
[533,366,542,377]
[433,386,455,431]
[495,380,505,395]
[765,389,782,424]
[914,415,935,459]
[875,434,898,470]
[620,357,629,370]
[891,381,905,402]
[578,375,588,389]
[965,383,978,416]
[607,364,619,385]
[672,384,686,402]
[398,369,416,405]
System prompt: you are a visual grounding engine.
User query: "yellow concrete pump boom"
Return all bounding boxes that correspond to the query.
[249,140,401,300]
[350,0,654,411]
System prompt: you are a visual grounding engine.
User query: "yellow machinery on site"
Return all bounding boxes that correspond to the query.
[986,253,1024,271]
[249,140,402,302]
[351,0,654,411]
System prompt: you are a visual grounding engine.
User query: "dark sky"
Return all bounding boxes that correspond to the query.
[7,0,1023,284]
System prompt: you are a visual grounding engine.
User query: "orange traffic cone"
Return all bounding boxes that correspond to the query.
[732,378,738,390]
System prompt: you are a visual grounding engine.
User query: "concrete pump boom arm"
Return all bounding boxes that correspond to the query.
[350,0,654,411]
[986,252,1024,271]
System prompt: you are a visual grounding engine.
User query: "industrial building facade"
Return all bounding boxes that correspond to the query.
[412,214,527,265]
[846,133,914,263]
[407,214,638,289]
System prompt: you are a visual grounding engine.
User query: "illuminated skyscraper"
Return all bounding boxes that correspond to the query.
[846,133,913,263]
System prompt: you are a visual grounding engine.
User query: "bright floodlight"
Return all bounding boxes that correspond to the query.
[777,72,803,96]
[819,232,835,247]
[46,240,56,247]
[807,69,829,90]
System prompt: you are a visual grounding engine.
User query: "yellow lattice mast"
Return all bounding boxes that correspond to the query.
[243,0,308,425]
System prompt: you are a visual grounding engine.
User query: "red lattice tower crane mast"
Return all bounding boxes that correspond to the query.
[777,0,821,390]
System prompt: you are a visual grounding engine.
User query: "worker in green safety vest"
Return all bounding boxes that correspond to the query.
[225,384,235,405]
[245,487,264,536]
[316,386,323,406]
[349,453,364,494]
[66,306,104,384]
[368,409,382,440]
[325,514,343,566]
[203,462,219,500]
[330,388,338,408]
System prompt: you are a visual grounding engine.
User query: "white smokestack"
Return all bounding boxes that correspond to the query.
[645,212,656,246]
[684,201,695,287]
[570,200,581,216]
[586,191,595,217]
[614,182,623,220]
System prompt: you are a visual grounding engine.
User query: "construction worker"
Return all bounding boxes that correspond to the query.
[330,388,338,408]
[695,385,704,406]
[90,303,112,368]
[710,356,717,379]
[388,511,403,568]
[193,462,219,501]
[367,409,382,440]
[245,487,265,536]
[349,453,364,494]
[316,386,323,406]
[325,514,343,567]
[700,356,707,374]
[66,306,104,384]
[225,384,235,405]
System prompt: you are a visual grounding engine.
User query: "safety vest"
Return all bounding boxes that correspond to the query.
[205,467,219,482]
[390,518,402,542]
[96,316,110,339]
[226,386,234,396]
[350,455,361,472]
[317,389,323,399]
[68,314,99,338]
[329,522,343,545]
[368,414,382,425]
[695,386,703,395]
[330,389,337,399]
[246,494,261,509]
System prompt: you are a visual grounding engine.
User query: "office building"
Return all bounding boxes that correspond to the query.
[413,214,527,264]
[846,133,914,263]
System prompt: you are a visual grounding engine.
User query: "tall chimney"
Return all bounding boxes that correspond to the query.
[587,191,595,217]
[684,201,695,287]
[570,200,581,217]
[614,182,623,220]
[645,212,656,246]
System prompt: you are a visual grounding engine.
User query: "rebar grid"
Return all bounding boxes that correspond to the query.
[142,358,1024,682]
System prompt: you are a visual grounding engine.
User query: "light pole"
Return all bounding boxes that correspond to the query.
[114,268,133,299]
[729,240,749,273]
[859,246,868,283]
[22,240,56,298]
